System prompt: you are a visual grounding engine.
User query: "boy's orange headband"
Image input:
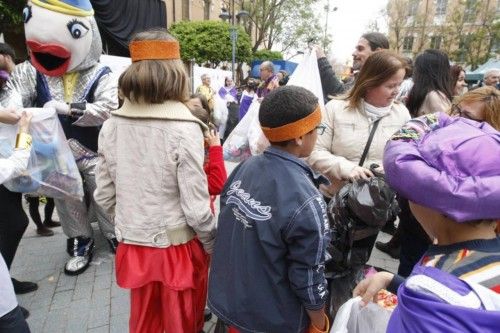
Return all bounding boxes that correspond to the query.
[129,40,180,62]
[261,105,322,142]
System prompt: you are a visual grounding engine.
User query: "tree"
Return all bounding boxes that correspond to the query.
[385,0,411,52]
[222,0,323,53]
[253,49,283,60]
[170,20,252,67]
[0,1,27,60]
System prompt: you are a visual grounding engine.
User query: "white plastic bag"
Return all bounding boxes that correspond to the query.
[223,50,326,162]
[331,297,391,333]
[223,100,260,162]
[0,107,84,199]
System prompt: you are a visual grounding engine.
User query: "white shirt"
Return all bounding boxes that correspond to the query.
[0,147,31,317]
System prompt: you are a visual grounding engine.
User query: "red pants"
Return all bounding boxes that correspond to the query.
[116,240,209,333]
[130,280,207,333]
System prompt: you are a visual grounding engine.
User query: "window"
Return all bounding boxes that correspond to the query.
[407,0,419,16]
[458,35,472,62]
[403,36,414,51]
[430,36,442,49]
[435,0,447,16]
[464,0,477,23]
[182,0,190,20]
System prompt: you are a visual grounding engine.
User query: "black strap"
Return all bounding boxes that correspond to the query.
[359,119,381,167]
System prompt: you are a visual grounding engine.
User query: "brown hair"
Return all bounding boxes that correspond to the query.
[451,86,500,130]
[190,106,210,125]
[345,50,406,109]
[119,29,189,104]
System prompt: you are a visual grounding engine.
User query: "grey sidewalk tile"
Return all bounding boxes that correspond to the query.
[88,325,110,333]
[42,308,69,333]
[110,295,130,317]
[110,314,128,333]
[72,282,94,301]
[88,306,110,329]
[50,290,74,310]
[93,273,112,291]
[92,288,111,307]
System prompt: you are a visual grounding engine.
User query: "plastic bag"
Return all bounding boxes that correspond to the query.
[223,49,325,162]
[223,101,260,162]
[0,107,84,199]
[331,297,391,333]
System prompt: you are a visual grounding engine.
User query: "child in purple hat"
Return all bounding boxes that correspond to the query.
[353,111,500,333]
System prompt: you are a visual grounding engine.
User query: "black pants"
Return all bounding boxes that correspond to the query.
[0,306,30,333]
[0,186,29,269]
[397,198,431,277]
[26,196,54,228]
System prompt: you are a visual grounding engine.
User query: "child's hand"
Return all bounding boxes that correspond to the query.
[0,108,20,125]
[353,271,394,306]
[18,111,33,134]
[206,128,221,147]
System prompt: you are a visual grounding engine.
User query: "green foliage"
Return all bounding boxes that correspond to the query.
[0,0,25,34]
[170,20,252,66]
[253,49,283,60]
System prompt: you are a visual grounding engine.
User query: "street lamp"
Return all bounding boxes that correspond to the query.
[323,1,338,49]
[219,1,249,81]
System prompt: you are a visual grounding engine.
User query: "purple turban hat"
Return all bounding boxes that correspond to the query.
[383,112,500,222]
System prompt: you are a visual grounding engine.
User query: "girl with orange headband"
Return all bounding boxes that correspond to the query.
[94,29,215,333]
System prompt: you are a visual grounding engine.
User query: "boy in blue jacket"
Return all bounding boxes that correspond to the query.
[208,86,330,333]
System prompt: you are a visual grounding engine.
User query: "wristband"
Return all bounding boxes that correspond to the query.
[15,132,32,150]
[308,313,330,333]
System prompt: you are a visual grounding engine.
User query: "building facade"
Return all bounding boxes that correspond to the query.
[387,0,499,67]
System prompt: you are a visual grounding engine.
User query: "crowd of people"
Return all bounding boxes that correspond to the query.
[0,1,499,332]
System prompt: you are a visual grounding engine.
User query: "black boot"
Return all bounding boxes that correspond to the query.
[375,241,400,259]
[11,278,38,294]
[64,237,94,275]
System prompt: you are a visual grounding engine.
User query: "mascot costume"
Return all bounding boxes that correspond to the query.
[9,0,118,275]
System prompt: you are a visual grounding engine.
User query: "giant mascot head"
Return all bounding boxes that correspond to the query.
[23,0,102,77]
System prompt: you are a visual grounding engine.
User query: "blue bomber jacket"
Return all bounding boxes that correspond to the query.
[208,147,330,333]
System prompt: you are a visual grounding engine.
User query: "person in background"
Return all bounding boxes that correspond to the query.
[0,110,32,332]
[256,61,279,99]
[0,42,38,297]
[186,96,227,214]
[277,69,289,86]
[196,74,215,112]
[238,79,257,120]
[308,50,410,315]
[209,86,330,333]
[395,57,414,103]
[94,29,215,333]
[314,32,390,100]
[406,49,453,117]
[482,68,500,88]
[218,77,239,140]
[25,196,59,236]
[450,64,468,98]
[378,49,453,275]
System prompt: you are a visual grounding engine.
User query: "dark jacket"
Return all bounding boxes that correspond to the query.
[318,57,354,100]
[208,147,330,333]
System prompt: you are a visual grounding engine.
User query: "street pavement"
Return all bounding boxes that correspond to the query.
[11,163,398,333]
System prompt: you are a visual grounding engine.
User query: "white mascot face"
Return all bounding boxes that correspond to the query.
[23,3,94,76]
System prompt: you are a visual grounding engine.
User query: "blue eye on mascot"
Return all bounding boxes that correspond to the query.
[9,0,118,275]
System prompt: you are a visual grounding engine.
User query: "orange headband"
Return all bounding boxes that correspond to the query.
[261,105,322,142]
[129,40,180,62]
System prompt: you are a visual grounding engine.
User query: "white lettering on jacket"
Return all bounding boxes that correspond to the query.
[226,180,272,222]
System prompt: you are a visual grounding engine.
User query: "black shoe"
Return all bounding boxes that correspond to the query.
[36,226,54,237]
[204,308,213,322]
[375,241,400,259]
[11,278,38,294]
[381,223,397,236]
[19,306,30,319]
[43,220,61,228]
